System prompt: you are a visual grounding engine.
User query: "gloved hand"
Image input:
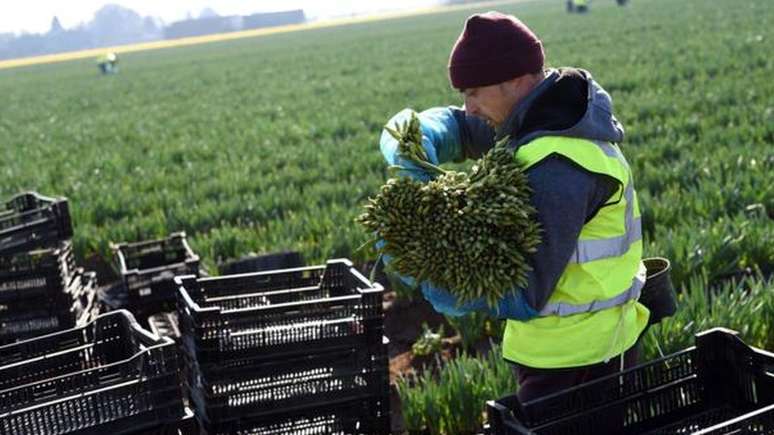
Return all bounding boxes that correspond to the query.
[421,282,489,317]
[491,288,539,321]
[422,282,538,320]
[380,108,462,181]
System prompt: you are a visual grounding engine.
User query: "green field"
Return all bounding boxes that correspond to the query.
[2,0,773,431]
[3,0,773,306]
[2,2,773,293]
[2,0,772,298]
[1,0,771,276]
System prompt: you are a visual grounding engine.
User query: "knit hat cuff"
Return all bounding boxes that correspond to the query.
[449,42,543,89]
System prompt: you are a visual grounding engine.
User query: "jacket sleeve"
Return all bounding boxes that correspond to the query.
[517,155,620,312]
[380,107,495,180]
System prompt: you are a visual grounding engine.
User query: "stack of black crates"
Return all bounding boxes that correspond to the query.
[0,310,188,435]
[0,191,98,345]
[177,258,391,434]
[112,231,200,337]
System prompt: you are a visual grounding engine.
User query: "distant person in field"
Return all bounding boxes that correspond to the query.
[97,52,119,75]
[571,0,589,13]
[380,11,649,403]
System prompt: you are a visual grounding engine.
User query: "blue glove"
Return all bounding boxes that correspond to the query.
[422,283,538,321]
[380,108,462,181]
[421,282,489,316]
[492,289,539,321]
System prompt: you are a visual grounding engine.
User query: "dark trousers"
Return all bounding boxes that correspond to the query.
[513,343,640,403]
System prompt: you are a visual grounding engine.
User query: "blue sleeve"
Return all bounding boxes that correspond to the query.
[421,284,538,320]
[380,107,495,180]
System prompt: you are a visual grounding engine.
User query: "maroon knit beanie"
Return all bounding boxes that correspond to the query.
[448,11,544,90]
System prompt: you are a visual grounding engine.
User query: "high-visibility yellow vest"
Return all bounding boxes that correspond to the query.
[502,136,650,368]
[573,0,589,6]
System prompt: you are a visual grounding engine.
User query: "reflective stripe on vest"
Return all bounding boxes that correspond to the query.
[539,261,646,316]
[568,141,642,264]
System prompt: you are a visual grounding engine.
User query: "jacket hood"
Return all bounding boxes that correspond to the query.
[499,68,625,148]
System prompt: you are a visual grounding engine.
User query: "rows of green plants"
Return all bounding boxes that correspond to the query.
[1,0,772,433]
[397,343,517,434]
[1,0,770,276]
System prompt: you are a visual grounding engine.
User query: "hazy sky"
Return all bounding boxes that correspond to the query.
[0,0,442,34]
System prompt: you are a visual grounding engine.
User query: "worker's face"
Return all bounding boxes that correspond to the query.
[462,81,520,128]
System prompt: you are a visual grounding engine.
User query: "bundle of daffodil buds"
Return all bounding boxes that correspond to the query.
[356,112,542,307]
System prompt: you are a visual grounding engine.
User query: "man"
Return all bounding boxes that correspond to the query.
[380,11,650,403]
[572,0,589,13]
[96,52,118,75]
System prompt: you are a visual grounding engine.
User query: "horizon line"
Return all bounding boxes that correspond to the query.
[0,0,532,71]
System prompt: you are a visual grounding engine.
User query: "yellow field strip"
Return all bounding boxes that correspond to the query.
[0,0,536,70]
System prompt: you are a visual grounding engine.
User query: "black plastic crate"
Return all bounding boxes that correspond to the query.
[68,269,98,324]
[113,232,200,312]
[642,404,774,434]
[0,192,73,255]
[135,406,196,435]
[0,315,61,345]
[0,267,94,322]
[0,240,75,303]
[0,268,96,345]
[176,259,385,364]
[185,339,389,423]
[149,311,182,340]
[0,310,185,435]
[486,328,774,435]
[196,396,391,435]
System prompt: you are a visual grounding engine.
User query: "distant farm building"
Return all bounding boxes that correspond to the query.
[163,10,306,40]
[164,16,243,39]
[243,10,306,30]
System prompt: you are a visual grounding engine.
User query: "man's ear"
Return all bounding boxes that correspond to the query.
[501,76,523,95]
